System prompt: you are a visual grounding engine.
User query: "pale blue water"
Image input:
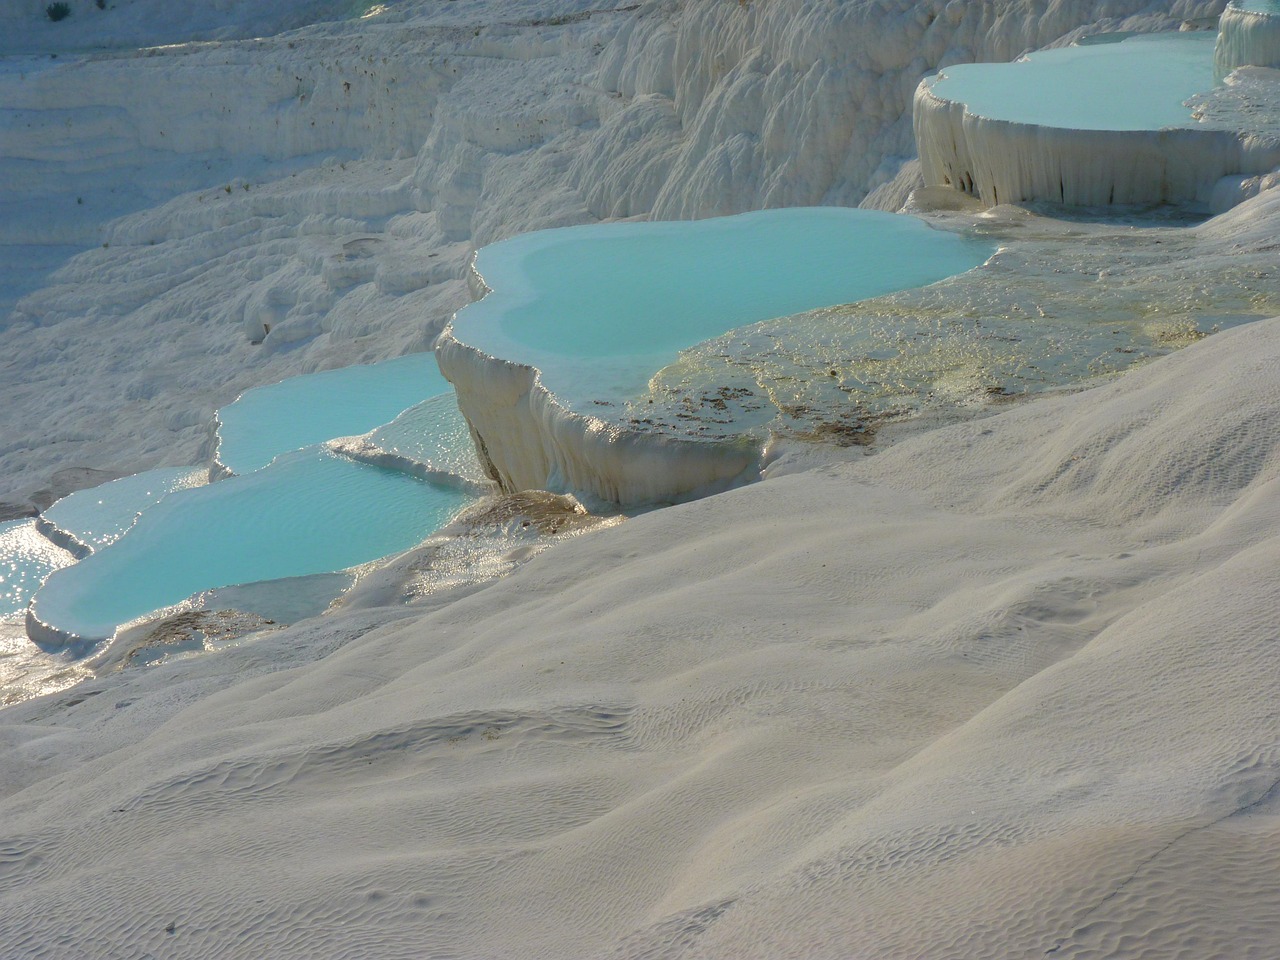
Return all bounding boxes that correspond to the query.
[0,520,73,623]
[457,208,993,405]
[929,32,1216,130]
[1234,0,1280,15]
[41,467,205,552]
[9,350,476,644]
[31,449,470,641]
[217,353,452,474]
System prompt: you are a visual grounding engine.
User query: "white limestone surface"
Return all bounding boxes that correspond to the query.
[436,327,763,509]
[1,1,1279,955]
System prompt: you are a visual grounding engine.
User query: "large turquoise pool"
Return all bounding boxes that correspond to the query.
[454,208,994,407]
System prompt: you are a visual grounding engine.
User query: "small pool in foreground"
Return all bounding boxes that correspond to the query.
[31,449,470,643]
[19,351,480,646]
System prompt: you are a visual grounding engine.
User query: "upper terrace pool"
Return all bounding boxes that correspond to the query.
[1235,0,1280,14]
[926,32,1216,132]
[217,353,453,474]
[914,28,1280,207]
[1216,0,1280,80]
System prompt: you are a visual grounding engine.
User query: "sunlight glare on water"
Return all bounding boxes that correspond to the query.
[0,520,74,623]
[42,467,206,552]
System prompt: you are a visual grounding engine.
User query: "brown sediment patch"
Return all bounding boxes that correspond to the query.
[101,609,282,673]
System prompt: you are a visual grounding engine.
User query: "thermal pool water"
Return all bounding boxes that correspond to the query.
[926,33,1216,132]
[14,354,477,647]
[30,449,470,644]
[216,353,454,474]
[915,27,1280,207]
[452,208,994,411]
[40,467,206,555]
[0,520,73,622]
[1236,0,1280,14]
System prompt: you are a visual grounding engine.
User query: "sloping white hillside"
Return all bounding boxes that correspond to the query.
[3,195,1279,953]
[4,1,1280,956]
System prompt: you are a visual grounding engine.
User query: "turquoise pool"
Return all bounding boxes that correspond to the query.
[1234,0,1280,15]
[216,352,454,474]
[928,32,1216,131]
[454,208,994,408]
[31,449,470,642]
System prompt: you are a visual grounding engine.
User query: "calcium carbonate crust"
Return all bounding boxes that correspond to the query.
[435,324,762,510]
[1215,2,1280,79]
[914,66,1280,206]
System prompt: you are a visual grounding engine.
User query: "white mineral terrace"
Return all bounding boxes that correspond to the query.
[916,30,1280,207]
[437,209,991,507]
[1216,0,1280,79]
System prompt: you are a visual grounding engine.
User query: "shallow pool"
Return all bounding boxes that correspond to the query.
[350,393,490,489]
[31,448,471,642]
[454,208,993,408]
[928,32,1216,131]
[41,467,205,553]
[216,352,453,474]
